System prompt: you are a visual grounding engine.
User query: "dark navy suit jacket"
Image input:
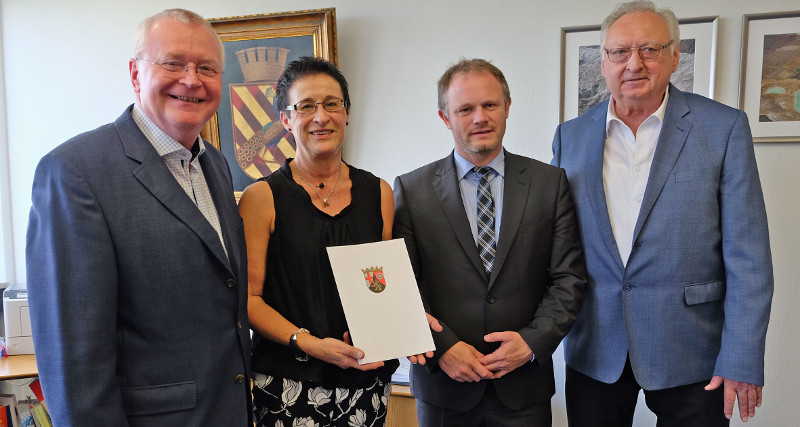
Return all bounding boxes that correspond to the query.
[27,106,252,426]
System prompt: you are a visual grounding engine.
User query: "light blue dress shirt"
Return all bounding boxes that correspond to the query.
[453,150,505,248]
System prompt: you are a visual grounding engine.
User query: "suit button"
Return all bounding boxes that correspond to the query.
[226,278,236,288]
[486,295,496,304]
[237,321,242,329]
[234,374,245,383]
[623,284,633,291]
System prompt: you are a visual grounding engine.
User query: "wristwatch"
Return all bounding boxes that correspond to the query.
[289,328,310,362]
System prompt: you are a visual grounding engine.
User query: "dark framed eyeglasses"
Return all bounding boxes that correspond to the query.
[135,58,222,79]
[285,98,346,115]
[603,40,674,63]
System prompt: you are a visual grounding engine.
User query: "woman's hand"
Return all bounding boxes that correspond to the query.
[298,331,385,371]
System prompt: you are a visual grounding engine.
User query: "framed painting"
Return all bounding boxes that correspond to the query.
[202,8,337,194]
[559,16,718,123]
[739,11,800,143]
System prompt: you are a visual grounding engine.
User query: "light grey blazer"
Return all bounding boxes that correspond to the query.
[26,106,252,426]
[551,85,773,390]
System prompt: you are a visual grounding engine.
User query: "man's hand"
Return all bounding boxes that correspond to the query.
[479,331,533,378]
[408,313,444,365]
[438,341,495,382]
[705,376,763,422]
[425,312,443,332]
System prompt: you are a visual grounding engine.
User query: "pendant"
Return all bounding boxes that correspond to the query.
[322,198,330,207]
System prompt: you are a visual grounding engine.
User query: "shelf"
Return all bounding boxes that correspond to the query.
[0,355,37,380]
[391,384,412,397]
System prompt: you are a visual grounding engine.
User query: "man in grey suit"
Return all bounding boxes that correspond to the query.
[551,1,773,425]
[394,58,587,426]
[26,9,251,426]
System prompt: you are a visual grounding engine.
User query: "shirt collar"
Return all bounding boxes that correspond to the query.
[454,149,506,181]
[132,103,206,160]
[605,85,670,135]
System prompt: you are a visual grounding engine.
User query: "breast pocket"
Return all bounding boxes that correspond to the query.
[684,280,726,305]
[121,381,197,416]
[517,218,550,235]
[674,166,719,183]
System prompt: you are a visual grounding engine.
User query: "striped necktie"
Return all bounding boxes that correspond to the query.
[473,167,496,276]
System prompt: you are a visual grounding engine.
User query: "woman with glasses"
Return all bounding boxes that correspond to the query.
[239,56,429,426]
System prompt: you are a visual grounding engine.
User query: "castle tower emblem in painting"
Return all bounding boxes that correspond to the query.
[362,267,386,294]
[229,46,295,179]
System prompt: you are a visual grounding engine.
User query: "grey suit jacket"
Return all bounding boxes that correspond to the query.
[393,150,587,410]
[26,106,252,426]
[552,85,773,390]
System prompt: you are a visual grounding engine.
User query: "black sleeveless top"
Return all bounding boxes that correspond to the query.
[251,159,398,388]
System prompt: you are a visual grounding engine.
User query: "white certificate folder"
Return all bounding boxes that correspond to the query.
[326,238,435,364]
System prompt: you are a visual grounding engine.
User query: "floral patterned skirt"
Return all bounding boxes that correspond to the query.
[253,372,392,427]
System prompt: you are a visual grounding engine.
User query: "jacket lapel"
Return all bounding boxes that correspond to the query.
[489,151,526,288]
[200,151,239,274]
[586,104,625,270]
[115,109,234,275]
[432,154,486,278]
[632,86,692,245]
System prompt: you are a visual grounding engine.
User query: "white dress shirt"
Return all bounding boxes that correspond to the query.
[603,88,670,266]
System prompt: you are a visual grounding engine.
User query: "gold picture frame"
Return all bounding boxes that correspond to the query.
[202,8,337,194]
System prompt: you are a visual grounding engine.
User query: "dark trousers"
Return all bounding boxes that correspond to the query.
[565,358,729,427]
[416,381,552,427]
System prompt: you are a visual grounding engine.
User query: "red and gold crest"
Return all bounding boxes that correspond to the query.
[362,266,386,294]
[229,47,296,179]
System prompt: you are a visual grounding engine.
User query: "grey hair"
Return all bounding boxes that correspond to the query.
[600,0,680,48]
[133,8,224,67]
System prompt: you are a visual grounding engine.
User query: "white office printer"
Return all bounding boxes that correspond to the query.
[3,283,34,355]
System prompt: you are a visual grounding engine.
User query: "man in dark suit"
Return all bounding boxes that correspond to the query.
[26,9,251,426]
[551,1,773,425]
[394,58,587,426]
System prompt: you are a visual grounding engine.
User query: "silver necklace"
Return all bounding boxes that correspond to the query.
[294,161,342,207]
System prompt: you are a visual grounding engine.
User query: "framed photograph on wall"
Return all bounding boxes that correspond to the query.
[739,11,800,143]
[559,16,718,123]
[202,8,337,194]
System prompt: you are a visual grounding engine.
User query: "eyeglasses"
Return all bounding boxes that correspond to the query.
[603,40,674,63]
[135,58,222,79]
[285,98,346,115]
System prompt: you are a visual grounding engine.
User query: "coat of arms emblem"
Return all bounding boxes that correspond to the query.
[229,46,296,179]
[362,266,386,293]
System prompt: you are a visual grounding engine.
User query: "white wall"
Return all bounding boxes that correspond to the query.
[2,1,798,425]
